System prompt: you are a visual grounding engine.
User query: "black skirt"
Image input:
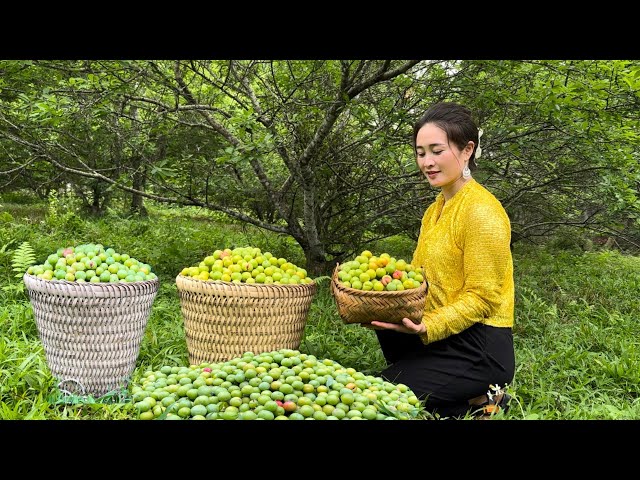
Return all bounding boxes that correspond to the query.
[375,322,515,418]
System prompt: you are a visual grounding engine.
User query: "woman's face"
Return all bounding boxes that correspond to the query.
[415,122,472,191]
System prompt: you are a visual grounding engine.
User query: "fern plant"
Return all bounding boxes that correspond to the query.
[12,241,36,279]
[1,241,35,296]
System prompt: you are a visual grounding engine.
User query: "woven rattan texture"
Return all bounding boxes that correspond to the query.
[176,275,317,365]
[330,264,427,325]
[24,273,159,397]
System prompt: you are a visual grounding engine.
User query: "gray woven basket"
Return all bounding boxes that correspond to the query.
[176,275,317,365]
[24,273,159,397]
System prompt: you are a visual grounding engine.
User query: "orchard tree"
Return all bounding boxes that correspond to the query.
[444,60,640,249]
[0,61,182,216]
[2,60,428,274]
[1,59,639,274]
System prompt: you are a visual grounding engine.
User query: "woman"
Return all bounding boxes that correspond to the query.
[369,102,515,419]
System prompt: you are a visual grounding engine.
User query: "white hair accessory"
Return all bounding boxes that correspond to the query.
[475,128,483,160]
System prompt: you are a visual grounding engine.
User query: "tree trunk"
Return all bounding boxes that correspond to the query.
[303,242,334,278]
[90,184,101,215]
[130,162,148,217]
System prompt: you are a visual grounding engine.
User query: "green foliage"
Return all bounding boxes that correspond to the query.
[547,227,595,253]
[0,190,41,204]
[1,207,640,419]
[0,241,35,296]
[45,191,85,233]
[0,241,17,292]
[0,203,47,223]
[11,241,35,278]
[370,235,417,262]
[510,244,640,419]
[2,59,639,274]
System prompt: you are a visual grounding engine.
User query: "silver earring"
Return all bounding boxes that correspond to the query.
[462,165,471,179]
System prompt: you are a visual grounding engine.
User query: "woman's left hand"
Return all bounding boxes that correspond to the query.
[365,318,426,335]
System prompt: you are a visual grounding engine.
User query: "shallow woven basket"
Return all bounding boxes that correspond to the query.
[24,273,159,398]
[330,264,427,325]
[176,275,317,365]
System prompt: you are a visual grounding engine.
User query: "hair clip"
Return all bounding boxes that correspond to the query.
[475,128,483,160]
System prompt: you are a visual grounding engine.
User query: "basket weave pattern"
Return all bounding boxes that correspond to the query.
[176,275,317,365]
[24,273,159,397]
[330,264,427,325]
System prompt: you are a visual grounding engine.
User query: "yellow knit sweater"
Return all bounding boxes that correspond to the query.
[412,179,514,345]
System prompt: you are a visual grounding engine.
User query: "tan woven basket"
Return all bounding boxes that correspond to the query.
[330,264,427,325]
[176,275,317,365]
[24,273,159,398]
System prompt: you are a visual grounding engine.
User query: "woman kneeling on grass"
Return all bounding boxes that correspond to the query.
[367,102,515,419]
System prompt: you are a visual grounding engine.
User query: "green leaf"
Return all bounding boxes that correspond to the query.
[11,241,36,278]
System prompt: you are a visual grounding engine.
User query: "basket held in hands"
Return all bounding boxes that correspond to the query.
[330,264,427,325]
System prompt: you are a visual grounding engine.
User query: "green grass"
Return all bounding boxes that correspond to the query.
[509,246,640,419]
[1,202,639,420]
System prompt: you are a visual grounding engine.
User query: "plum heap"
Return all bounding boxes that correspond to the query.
[131,349,422,420]
[179,246,314,285]
[336,250,425,291]
[26,243,156,283]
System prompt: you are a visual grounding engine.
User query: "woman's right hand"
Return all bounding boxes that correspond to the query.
[363,318,426,335]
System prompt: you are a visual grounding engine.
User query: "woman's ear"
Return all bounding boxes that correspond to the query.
[465,140,475,158]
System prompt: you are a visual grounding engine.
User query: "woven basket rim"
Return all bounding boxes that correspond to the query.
[331,263,426,297]
[175,274,316,289]
[23,272,159,288]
